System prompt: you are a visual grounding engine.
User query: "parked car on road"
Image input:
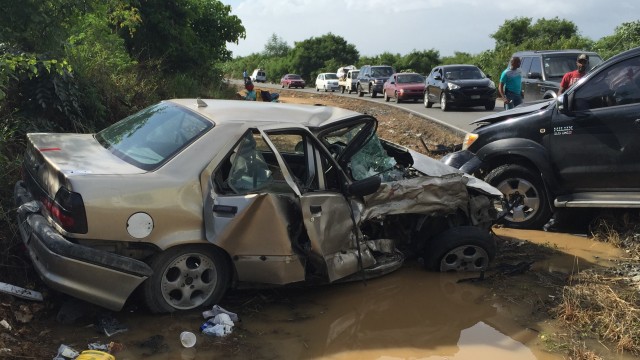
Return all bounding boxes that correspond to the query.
[515,50,603,102]
[442,46,640,229]
[383,72,425,103]
[280,74,306,88]
[315,73,340,92]
[15,99,504,313]
[251,69,267,83]
[424,65,497,111]
[357,65,395,98]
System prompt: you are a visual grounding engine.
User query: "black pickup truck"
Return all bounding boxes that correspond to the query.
[442,46,640,229]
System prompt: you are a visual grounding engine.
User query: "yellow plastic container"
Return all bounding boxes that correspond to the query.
[75,350,116,360]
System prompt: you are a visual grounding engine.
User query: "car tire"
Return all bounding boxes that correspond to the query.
[358,84,364,97]
[288,84,291,89]
[423,226,496,272]
[485,101,496,110]
[370,86,376,98]
[440,92,449,111]
[424,93,433,108]
[143,245,230,313]
[384,91,390,102]
[484,164,553,229]
[395,92,401,103]
[281,84,285,88]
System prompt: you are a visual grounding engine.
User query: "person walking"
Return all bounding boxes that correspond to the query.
[558,53,589,95]
[498,56,523,110]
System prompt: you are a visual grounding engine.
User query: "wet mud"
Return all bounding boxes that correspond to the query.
[46,228,635,359]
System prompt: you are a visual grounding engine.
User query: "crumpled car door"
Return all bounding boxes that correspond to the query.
[203,128,360,285]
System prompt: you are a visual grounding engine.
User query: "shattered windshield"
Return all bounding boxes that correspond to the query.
[349,134,402,182]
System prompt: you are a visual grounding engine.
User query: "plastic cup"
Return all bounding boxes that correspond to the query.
[180,331,196,348]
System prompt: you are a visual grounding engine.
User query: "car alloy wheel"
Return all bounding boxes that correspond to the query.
[424,226,496,272]
[143,245,229,313]
[440,92,448,111]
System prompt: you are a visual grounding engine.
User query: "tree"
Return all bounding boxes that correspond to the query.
[595,21,640,59]
[397,49,440,74]
[121,0,245,74]
[491,17,532,48]
[263,34,290,58]
[289,33,359,80]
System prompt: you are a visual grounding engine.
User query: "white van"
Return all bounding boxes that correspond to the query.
[251,69,267,83]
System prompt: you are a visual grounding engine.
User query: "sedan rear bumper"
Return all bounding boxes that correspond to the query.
[14,181,152,311]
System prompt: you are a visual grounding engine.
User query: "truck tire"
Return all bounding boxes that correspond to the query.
[358,84,364,97]
[370,85,377,98]
[484,164,552,229]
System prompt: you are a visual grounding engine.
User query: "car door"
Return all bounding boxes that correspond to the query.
[204,127,359,285]
[428,67,442,102]
[549,54,640,191]
[524,56,544,101]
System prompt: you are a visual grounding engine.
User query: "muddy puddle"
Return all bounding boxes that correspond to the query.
[48,228,635,359]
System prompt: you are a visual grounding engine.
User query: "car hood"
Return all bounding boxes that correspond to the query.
[397,84,424,90]
[449,79,493,87]
[26,133,145,176]
[470,99,554,125]
[407,148,502,197]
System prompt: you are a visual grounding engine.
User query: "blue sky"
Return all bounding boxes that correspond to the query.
[219,0,638,58]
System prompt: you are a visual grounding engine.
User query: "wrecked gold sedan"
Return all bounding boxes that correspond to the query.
[14,99,503,313]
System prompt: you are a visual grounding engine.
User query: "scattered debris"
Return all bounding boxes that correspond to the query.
[201,313,235,337]
[0,282,43,302]
[202,304,239,322]
[0,319,11,330]
[96,315,128,337]
[53,344,80,360]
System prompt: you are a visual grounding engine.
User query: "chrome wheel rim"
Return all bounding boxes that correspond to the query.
[160,252,217,310]
[495,177,540,223]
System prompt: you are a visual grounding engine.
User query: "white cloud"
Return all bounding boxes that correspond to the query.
[222,0,639,58]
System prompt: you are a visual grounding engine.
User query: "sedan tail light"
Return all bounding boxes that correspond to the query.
[44,187,88,234]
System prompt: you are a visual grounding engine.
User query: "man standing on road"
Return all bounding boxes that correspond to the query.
[499,56,522,110]
[558,53,589,95]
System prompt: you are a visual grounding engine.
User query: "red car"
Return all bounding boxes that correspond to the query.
[280,74,306,89]
[383,72,425,103]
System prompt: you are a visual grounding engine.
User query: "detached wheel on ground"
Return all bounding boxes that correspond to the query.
[484,164,552,229]
[143,245,230,313]
[424,226,496,272]
[440,93,449,111]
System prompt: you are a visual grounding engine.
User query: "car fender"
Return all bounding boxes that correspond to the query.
[475,138,560,194]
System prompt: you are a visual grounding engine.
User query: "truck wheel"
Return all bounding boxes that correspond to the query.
[423,226,496,272]
[370,85,377,98]
[384,91,390,102]
[358,84,364,97]
[484,164,552,229]
[440,93,449,111]
[143,245,230,313]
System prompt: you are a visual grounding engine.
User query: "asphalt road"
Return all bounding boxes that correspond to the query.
[247,80,507,135]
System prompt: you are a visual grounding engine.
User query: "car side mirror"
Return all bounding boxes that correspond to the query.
[528,72,543,80]
[348,176,381,197]
[557,92,572,114]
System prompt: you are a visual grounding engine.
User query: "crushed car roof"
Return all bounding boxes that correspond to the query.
[170,99,364,129]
